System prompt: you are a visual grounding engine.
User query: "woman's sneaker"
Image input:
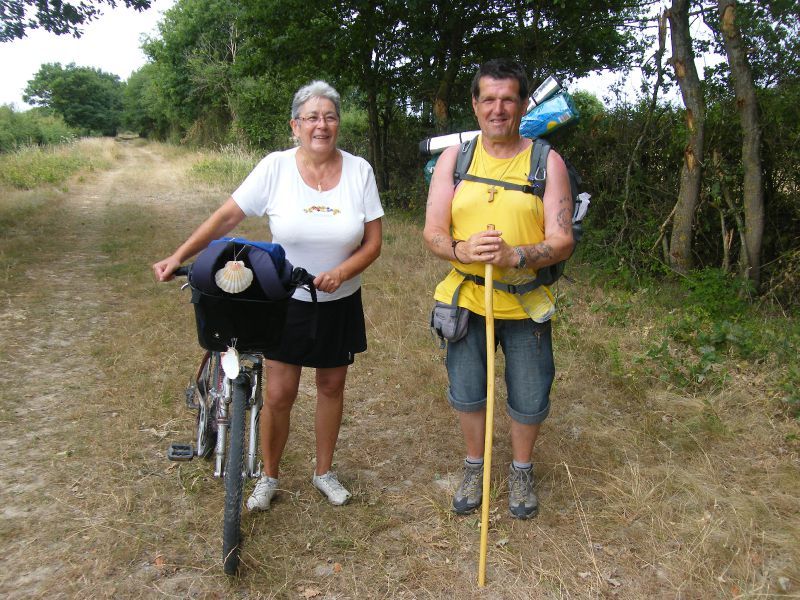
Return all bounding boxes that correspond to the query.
[508,464,538,519]
[452,460,483,514]
[246,474,279,511]
[312,471,351,505]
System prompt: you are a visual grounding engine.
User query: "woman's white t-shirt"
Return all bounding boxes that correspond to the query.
[232,147,384,302]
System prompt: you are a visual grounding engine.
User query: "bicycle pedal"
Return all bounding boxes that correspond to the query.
[185,384,198,410]
[167,443,194,461]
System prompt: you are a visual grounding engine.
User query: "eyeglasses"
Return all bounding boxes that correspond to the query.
[296,114,340,125]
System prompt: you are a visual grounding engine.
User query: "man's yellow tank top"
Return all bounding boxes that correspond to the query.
[433,135,555,321]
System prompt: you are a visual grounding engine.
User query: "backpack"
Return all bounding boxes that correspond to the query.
[187,238,316,352]
[452,136,589,290]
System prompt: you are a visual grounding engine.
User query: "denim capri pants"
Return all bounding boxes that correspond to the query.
[446,310,554,425]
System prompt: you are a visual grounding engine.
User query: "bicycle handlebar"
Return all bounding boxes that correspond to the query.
[174,265,190,278]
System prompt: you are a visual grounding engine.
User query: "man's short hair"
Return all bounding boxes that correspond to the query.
[471,59,529,101]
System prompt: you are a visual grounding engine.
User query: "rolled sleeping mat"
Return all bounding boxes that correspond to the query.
[419,130,480,156]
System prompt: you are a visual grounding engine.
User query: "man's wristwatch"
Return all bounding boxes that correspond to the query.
[514,246,527,269]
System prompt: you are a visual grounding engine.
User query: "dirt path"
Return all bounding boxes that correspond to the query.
[0,141,211,597]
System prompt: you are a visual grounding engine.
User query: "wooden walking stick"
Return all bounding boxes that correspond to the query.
[478,224,496,587]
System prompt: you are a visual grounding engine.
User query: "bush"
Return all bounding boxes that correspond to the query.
[680,268,754,320]
[0,105,76,152]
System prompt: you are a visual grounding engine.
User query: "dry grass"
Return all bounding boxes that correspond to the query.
[0,141,797,599]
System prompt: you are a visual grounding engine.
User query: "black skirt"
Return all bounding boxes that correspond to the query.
[263,288,367,368]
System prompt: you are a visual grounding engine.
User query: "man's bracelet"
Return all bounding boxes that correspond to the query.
[452,239,465,263]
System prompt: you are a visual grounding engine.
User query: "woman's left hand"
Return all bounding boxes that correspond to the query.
[314,269,344,293]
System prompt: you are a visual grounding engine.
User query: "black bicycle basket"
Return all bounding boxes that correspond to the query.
[186,238,314,352]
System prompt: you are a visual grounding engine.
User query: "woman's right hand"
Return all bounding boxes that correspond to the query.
[153,256,181,282]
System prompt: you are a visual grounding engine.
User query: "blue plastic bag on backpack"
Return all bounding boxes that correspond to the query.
[519,92,579,139]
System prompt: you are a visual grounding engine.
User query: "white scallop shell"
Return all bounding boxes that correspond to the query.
[215,260,254,294]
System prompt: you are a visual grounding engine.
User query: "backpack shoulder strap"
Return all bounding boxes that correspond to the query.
[529,138,551,199]
[453,137,478,186]
[453,135,537,195]
[245,244,293,300]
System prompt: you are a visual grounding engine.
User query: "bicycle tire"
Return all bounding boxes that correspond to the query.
[222,375,247,575]
[196,352,220,459]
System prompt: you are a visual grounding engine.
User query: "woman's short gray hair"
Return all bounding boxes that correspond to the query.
[291,81,341,119]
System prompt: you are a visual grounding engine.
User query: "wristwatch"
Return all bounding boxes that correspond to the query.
[514,246,527,269]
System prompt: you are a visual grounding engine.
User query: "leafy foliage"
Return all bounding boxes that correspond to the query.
[24,63,124,135]
[0,104,75,152]
[0,0,152,41]
[702,0,800,92]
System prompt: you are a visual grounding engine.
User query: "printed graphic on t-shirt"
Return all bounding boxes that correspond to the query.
[304,205,341,216]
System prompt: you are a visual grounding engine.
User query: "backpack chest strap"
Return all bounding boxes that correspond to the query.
[455,172,537,196]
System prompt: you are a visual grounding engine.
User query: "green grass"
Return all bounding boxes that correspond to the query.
[0,142,107,189]
[189,144,259,189]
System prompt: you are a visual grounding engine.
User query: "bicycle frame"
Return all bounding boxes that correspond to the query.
[170,351,263,481]
[211,353,263,479]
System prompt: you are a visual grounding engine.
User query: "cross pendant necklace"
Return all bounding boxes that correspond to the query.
[487,186,497,202]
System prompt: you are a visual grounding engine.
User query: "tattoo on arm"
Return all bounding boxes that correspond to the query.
[557,205,572,234]
[523,243,553,264]
[556,194,573,232]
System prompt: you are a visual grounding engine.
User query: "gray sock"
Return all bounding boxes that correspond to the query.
[512,460,532,471]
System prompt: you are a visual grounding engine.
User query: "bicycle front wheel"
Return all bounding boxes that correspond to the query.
[222,375,247,575]
[196,352,220,459]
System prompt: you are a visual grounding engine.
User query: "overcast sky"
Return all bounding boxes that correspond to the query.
[0,0,175,109]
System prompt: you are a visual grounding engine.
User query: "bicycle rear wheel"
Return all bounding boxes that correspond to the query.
[222,374,247,575]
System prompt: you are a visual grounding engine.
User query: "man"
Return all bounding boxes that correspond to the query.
[423,59,574,519]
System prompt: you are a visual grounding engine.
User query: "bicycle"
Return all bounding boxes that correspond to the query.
[164,238,315,575]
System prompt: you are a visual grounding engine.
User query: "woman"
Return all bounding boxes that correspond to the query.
[153,81,384,510]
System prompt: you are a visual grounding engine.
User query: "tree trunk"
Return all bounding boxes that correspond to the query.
[432,22,466,134]
[717,0,764,287]
[667,0,706,273]
[366,87,387,191]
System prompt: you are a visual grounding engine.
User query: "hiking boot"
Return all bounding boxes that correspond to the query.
[508,464,538,519]
[312,471,352,506]
[452,461,483,514]
[246,474,279,511]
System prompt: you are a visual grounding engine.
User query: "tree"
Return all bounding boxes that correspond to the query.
[713,0,763,286]
[24,63,124,135]
[402,0,648,134]
[0,0,151,42]
[234,0,649,187]
[237,0,410,187]
[121,64,167,136]
[667,0,706,273]
[141,0,245,144]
